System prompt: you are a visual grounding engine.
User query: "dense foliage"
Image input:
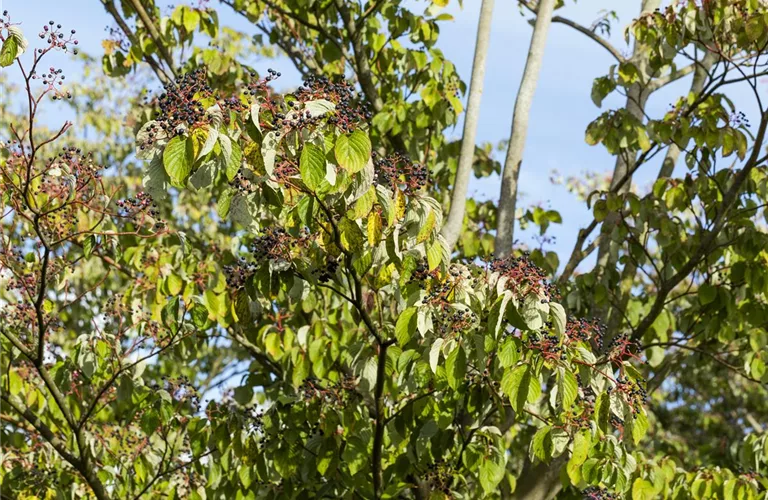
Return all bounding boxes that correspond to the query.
[2,1,768,499]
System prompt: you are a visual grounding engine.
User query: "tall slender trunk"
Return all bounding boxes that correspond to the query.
[592,0,661,321]
[494,0,557,258]
[441,0,496,253]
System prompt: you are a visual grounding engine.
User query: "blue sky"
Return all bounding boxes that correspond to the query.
[2,0,725,262]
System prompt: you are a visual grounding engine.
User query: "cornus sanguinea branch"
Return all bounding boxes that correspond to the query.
[3,1,768,499]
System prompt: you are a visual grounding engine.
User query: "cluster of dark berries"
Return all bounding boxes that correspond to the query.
[273,160,299,183]
[40,148,101,203]
[439,306,477,335]
[34,20,78,55]
[606,333,640,362]
[105,293,126,317]
[0,303,36,345]
[373,151,428,195]
[407,260,439,287]
[245,407,265,433]
[424,278,456,305]
[274,102,325,130]
[566,381,596,430]
[147,69,241,141]
[244,68,281,98]
[296,75,372,133]
[583,487,617,500]
[116,192,163,228]
[150,376,201,411]
[730,111,751,128]
[312,258,338,283]
[251,227,308,263]
[609,415,624,430]
[526,331,566,361]
[229,171,259,194]
[154,70,212,136]
[424,459,452,494]
[298,376,357,406]
[49,147,100,181]
[490,253,559,301]
[30,65,73,100]
[612,376,647,411]
[565,318,606,348]
[224,258,257,290]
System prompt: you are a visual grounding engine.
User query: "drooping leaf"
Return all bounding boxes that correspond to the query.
[163,135,195,186]
[300,143,326,190]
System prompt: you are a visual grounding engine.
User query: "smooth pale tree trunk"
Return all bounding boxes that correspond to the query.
[441,0,496,253]
[494,0,557,258]
[592,0,661,308]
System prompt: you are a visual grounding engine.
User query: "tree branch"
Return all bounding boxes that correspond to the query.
[126,0,177,78]
[101,0,172,84]
[630,108,768,343]
[520,0,625,63]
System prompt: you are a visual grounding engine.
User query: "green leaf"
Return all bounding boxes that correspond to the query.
[445,344,467,390]
[632,478,656,500]
[558,369,578,410]
[163,135,195,186]
[335,130,371,173]
[338,218,364,252]
[429,338,444,373]
[300,143,326,190]
[143,154,169,200]
[368,210,383,246]
[498,337,521,368]
[0,27,26,67]
[416,211,437,244]
[0,34,19,67]
[191,303,210,329]
[479,456,505,494]
[550,302,567,336]
[8,370,22,395]
[502,364,538,412]
[305,99,336,117]
[698,283,717,305]
[219,134,242,181]
[426,238,444,271]
[349,186,376,219]
[581,458,600,483]
[746,16,764,42]
[83,236,96,259]
[751,356,766,380]
[637,127,651,152]
[530,426,553,462]
[632,409,649,444]
[262,131,279,175]
[595,392,610,434]
[167,273,183,296]
[217,188,234,218]
[567,431,590,484]
[197,126,219,160]
[395,307,418,346]
[488,291,513,339]
[239,465,253,488]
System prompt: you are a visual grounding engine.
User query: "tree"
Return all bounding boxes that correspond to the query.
[2,1,768,499]
[441,0,495,253]
[494,0,557,258]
